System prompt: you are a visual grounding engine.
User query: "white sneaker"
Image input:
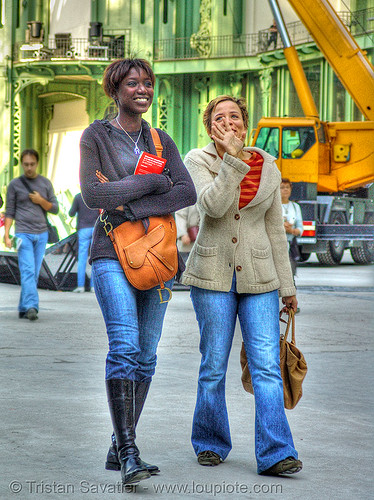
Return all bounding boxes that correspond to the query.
[72,287,85,293]
[89,287,95,293]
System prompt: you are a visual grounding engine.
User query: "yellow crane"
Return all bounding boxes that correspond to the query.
[252,0,374,264]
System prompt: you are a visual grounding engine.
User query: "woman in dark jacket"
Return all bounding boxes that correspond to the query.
[79,58,196,485]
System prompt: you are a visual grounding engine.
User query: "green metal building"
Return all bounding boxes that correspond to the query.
[0,0,373,236]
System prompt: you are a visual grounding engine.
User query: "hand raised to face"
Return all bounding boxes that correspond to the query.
[209,100,248,159]
[210,117,246,157]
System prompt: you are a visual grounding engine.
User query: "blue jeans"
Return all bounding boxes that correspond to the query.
[92,259,173,381]
[77,227,94,287]
[15,232,48,313]
[190,274,298,473]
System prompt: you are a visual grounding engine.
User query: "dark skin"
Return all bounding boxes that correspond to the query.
[111,67,154,133]
[103,67,155,212]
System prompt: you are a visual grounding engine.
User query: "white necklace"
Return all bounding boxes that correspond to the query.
[115,117,142,155]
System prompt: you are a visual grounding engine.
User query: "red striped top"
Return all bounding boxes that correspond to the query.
[239,152,264,209]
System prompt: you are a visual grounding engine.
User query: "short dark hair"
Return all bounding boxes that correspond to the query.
[21,149,39,163]
[102,58,156,100]
[281,178,292,187]
[203,95,249,134]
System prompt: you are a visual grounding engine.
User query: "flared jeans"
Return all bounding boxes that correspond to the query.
[190,275,298,473]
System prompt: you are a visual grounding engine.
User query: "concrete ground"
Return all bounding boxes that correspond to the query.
[0,251,373,499]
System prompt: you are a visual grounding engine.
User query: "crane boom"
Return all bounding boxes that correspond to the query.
[268,0,319,118]
[254,0,374,264]
[287,0,374,121]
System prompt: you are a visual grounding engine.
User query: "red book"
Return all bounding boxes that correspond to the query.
[134,151,167,175]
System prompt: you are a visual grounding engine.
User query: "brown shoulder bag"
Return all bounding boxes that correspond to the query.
[101,128,178,303]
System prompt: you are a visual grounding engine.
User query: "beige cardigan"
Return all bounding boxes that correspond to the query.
[181,143,296,297]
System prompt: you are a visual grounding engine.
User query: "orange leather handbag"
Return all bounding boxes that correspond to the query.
[101,129,177,302]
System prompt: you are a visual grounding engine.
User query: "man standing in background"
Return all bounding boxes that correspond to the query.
[267,20,278,50]
[4,149,59,320]
[69,192,98,293]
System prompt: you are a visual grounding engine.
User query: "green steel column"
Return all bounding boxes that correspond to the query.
[188,76,200,155]
[35,0,43,21]
[172,75,183,146]
[180,75,192,157]
[194,76,210,149]
[344,93,353,122]
[91,0,99,22]
[246,76,255,136]
[40,102,54,177]
[9,0,18,180]
[152,78,159,127]
[259,68,273,117]
[281,67,288,117]
[326,65,334,122]
[229,73,243,99]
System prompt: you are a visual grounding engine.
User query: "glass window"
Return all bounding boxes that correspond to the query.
[316,122,326,143]
[252,77,263,128]
[255,127,280,158]
[288,78,303,117]
[304,64,321,114]
[163,0,168,24]
[353,103,364,121]
[288,64,320,118]
[332,74,346,121]
[271,68,279,117]
[282,126,316,159]
[141,0,145,24]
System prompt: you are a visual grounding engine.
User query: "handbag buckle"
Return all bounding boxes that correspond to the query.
[157,287,172,304]
[99,212,113,237]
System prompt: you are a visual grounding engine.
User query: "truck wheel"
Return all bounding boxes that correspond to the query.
[350,247,369,264]
[363,213,374,262]
[316,250,336,265]
[317,212,346,265]
[351,213,374,264]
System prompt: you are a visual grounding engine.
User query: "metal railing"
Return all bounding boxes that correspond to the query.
[14,30,131,62]
[154,8,373,61]
[13,8,373,64]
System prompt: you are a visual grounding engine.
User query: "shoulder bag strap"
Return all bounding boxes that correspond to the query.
[102,128,163,236]
[19,175,34,194]
[150,128,163,158]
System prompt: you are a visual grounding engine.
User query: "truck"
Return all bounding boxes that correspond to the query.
[252,0,374,264]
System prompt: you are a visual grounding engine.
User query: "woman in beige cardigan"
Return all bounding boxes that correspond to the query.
[182,95,302,476]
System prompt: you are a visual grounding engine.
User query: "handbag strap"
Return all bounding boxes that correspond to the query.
[280,309,296,345]
[101,128,164,238]
[19,175,49,223]
[150,128,163,158]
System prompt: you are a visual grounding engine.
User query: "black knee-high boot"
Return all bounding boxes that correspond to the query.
[106,379,151,484]
[105,381,159,474]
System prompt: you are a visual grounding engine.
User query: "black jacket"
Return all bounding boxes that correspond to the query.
[79,119,196,263]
